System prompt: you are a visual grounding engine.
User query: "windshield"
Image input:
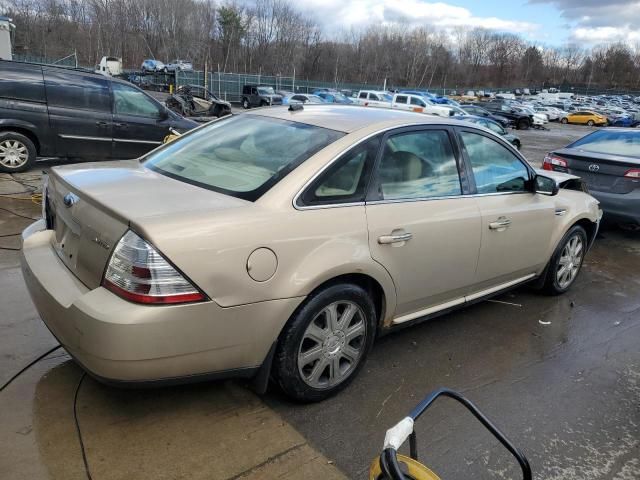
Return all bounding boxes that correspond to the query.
[144,115,344,201]
[258,87,275,95]
[568,130,640,158]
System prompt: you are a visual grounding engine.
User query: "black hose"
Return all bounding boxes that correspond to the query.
[0,344,62,393]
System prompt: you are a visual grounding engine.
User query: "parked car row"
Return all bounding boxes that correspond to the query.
[141,58,194,73]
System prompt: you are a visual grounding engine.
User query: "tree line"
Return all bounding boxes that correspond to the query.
[5,0,640,91]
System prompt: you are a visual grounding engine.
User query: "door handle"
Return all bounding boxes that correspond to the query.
[378,232,413,244]
[114,123,127,128]
[488,218,512,230]
[95,121,108,127]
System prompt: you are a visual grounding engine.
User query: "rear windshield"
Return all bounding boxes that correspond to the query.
[144,115,343,201]
[568,130,640,158]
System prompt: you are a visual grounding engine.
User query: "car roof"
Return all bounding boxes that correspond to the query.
[247,104,467,133]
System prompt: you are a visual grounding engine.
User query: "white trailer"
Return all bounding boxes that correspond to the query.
[0,16,15,60]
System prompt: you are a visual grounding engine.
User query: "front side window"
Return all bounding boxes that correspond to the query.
[395,95,408,104]
[376,130,462,200]
[299,136,380,206]
[359,92,367,99]
[145,115,343,201]
[460,131,529,194]
[112,82,161,117]
[258,87,275,95]
[410,97,426,107]
[369,93,380,101]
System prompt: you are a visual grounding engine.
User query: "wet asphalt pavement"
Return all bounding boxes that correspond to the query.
[265,224,640,479]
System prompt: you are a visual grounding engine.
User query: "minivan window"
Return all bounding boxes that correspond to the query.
[44,70,111,112]
[112,82,161,117]
[0,64,45,103]
[144,115,344,201]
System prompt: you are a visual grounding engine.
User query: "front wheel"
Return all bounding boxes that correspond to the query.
[242,98,250,109]
[517,119,530,130]
[274,283,376,402]
[587,120,595,126]
[0,131,36,173]
[542,225,588,295]
[561,118,568,124]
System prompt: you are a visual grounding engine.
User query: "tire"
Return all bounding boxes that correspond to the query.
[260,100,269,107]
[513,140,521,150]
[587,120,594,126]
[0,131,37,173]
[542,225,588,295]
[242,98,250,109]
[517,119,530,130]
[561,118,568,124]
[274,283,377,402]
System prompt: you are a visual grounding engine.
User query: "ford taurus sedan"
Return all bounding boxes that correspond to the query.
[21,106,602,402]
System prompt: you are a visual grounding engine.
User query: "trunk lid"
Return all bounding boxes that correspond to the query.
[554,148,640,194]
[46,160,248,289]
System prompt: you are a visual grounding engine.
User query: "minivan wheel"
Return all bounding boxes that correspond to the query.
[242,98,250,109]
[542,225,588,295]
[0,132,36,173]
[274,283,376,402]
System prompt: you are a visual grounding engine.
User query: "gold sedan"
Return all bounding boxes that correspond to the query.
[21,106,601,401]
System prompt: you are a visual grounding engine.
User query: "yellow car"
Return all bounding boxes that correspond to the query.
[561,111,607,126]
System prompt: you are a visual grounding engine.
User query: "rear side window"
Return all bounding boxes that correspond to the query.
[460,131,529,194]
[299,135,381,206]
[0,63,45,102]
[359,92,367,99]
[395,95,408,104]
[44,70,111,111]
[376,130,462,200]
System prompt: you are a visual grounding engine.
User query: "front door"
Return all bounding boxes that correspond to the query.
[111,82,167,159]
[365,127,481,322]
[43,69,113,159]
[456,128,555,296]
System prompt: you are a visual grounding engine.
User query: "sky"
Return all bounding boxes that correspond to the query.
[295,0,640,47]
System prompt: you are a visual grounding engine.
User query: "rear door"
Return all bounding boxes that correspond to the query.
[457,128,555,294]
[44,69,113,159]
[111,82,167,159]
[365,126,481,322]
[392,95,410,111]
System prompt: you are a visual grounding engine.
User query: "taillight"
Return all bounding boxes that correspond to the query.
[543,154,568,172]
[624,168,640,179]
[102,230,205,305]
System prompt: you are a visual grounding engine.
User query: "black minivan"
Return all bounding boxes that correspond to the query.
[0,61,198,172]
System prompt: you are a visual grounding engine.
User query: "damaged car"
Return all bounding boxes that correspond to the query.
[166,85,232,119]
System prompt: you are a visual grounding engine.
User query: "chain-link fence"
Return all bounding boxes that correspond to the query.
[176,70,385,102]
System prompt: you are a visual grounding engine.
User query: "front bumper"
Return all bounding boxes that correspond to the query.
[589,188,640,225]
[21,224,302,384]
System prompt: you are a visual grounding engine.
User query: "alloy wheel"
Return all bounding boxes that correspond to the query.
[556,235,584,289]
[0,139,29,169]
[297,301,367,389]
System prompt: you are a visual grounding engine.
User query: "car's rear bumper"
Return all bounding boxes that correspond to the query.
[21,224,303,384]
[590,188,640,225]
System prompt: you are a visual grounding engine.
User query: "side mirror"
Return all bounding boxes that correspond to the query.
[158,108,169,121]
[534,174,559,196]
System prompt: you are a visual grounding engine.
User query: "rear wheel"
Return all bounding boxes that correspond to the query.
[0,132,36,173]
[242,98,250,109]
[587,120,595,126]
[542,225,588,295]
[513,140,521,150]
[561,118,568,124]
[275,283,376,402]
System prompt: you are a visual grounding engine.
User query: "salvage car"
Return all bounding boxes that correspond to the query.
[241,85,283,109]
[164,59,193,72]
[453,115,521,150]
[141,59,165,73]
[544,128,639,226]
[561,111,607,126]
[166,85,231,118]
[21,105,601,402]
[0,60,197,172]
